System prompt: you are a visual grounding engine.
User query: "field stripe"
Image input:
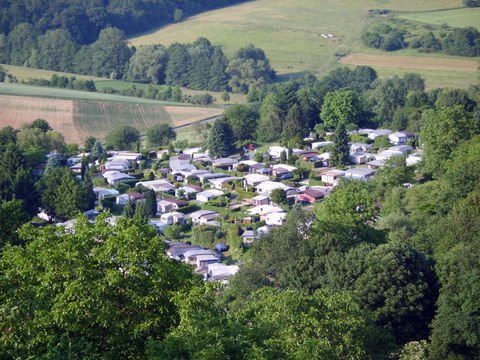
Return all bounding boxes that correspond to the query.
[340,53,479,72]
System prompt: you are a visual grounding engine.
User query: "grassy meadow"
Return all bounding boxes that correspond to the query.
[1,64,102,81]
[398,7,480,28]
[129,0,479,88]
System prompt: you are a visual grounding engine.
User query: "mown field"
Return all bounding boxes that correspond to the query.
[398,7,480,29]
[129,0,479,88]
[0,84,223,144]
[341,53,479,88]
[0,64,102,81]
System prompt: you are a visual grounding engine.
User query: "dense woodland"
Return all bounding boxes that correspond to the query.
[0,63,479,358]
[0,0,245,43]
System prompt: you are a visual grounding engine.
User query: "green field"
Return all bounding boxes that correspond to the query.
[129,0,464,73]
[399,7,480,29]
[0,83,188,105]
[1,64,103,81]
[129,0,478,88]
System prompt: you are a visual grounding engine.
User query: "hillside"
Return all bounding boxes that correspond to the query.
[129,0,478,88]
[0,84,223,144]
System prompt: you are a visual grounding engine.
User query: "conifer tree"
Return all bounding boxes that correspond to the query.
[207,119,234,158]
[330,123,350,167]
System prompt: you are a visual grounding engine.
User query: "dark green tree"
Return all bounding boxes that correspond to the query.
[330,123,350,167]
[0,215,199,358]
[90,139,107,160]
[105,125,140,150]
[354,241,438,344]
[420,105,477,178]
[8,23,35,66]
[207,119,234,158]
[133,202,149,224]
[270,188,287,205]
[165,43,191,87]
[35,29,77,72]
[224,104,258,143]
[0,198,30,247]
[144,189,157,217]
[126,44,169,84]
[281,104,304,146]
[90,27,132,78]
[321,90,361,129]
[147,124,176,147]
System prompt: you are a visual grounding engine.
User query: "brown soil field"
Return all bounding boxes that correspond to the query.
[340,53,479,72]
[0,95,224,144]
[0,95,81,142]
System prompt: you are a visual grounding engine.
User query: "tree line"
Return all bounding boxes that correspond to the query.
[0,0,245,44]
[203,65,479,161]
[1,22,274,93]
[362,21,480,57]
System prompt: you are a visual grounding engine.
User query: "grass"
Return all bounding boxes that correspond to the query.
[398,7,480,29]
[0,83,188,105]
[96,79,247,104]
[1,64,103,81]
[129,0,476,88]
[340,53,479,89]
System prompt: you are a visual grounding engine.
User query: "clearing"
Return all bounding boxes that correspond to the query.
[0,84,223,144]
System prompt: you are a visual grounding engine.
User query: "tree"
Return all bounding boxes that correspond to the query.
[144,189,157,217]
[257,94,284,142]
[8,23,35,66]
[90,139,106,160]
[78,171,96,211]
[208,47,229,91]
[442,27,480,57]
[151,285,391,359]
[54,170,83,220]
[30,119,52,132]
[165,43,191,87]
[134,202,149,224]
[44,153,63,174]
[321,90,361,129]
[207,119,234,158]
[0,34,9,64]
[0,215,199,358]
[270,188,287,205]
[105,125,140,150]
[126,45,169,84]
[84,136,97,152]
[369,76,407,125]
[281,104,304,146]
[354,241,438,344]
[123,200,136,218]
[330,123,350,167]
[90,27,132,78]
[430,192,480,359]
[224,104,258,143]
[420,106,477,178]
[0,199,30,247]
[227,44,275,93]
[34,29,77,72]
[163,224,182,240]
[221,91,230,102]
[147,124,176,147]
